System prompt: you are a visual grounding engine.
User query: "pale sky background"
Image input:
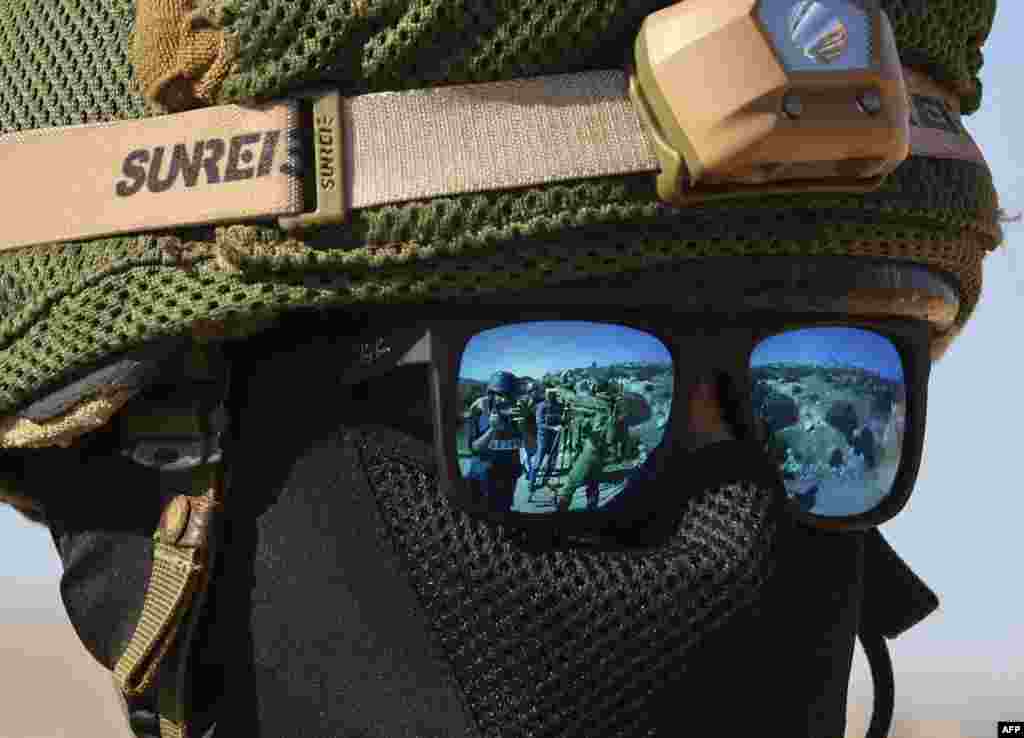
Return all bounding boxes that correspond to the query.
[1,6,1022,738]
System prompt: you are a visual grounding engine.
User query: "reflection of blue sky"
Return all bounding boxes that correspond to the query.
[750,327,904,382]
[459,321,672,382]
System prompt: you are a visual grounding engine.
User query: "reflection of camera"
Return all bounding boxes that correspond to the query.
[489,400,523,432]
[495,406,518,427]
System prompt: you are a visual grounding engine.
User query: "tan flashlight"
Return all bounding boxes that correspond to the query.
[630,0,910,206]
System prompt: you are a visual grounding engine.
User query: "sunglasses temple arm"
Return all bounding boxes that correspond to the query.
[395,331,434,367]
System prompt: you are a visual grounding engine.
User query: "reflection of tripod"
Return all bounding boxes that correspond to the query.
[528,425,563,502]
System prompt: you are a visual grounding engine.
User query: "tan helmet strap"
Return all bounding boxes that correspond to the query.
[112,343,230,738]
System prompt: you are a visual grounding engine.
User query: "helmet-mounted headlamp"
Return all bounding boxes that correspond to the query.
[630,0,910,205]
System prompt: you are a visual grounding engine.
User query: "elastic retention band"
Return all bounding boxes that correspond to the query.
[0,69,988,253]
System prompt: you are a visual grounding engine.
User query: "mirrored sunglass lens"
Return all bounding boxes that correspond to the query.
[750,327,907,517]
[457,322,674,514]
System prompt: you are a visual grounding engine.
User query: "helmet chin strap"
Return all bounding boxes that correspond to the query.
[857,526,941,738]
[861,628,895,738]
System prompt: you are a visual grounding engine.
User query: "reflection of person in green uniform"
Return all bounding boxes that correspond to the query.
[595,384,632,463]
[605,401,632,465]
[556,415,611,511]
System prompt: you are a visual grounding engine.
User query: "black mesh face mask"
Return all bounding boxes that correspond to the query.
[43,306,941,738]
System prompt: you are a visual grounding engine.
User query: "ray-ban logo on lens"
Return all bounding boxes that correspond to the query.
[115,128,304,197]
[357,337,391,366]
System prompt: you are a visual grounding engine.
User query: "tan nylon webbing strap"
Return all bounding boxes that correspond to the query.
[113,541,201,696]
[345,68,986,204]
[0,69,986,253]
[157,479,224,738]
[344,71,657,206]
[1,102,302,251]
[113,467,223,738]
[112,461,223,735]
[160,713,187,738]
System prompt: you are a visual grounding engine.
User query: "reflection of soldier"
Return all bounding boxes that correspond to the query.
[603,398,632,465]
[465,371,526,512]
[530,388,564,493]
[554,384,638,510]
[557,415,610,511]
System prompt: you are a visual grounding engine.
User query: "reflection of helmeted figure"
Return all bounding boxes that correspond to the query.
[529,389,564,494]
[554,396,636,511]
[465,371,526,512]
[610,410,631,461]
[557,415,611,511]
[599,389,632,465]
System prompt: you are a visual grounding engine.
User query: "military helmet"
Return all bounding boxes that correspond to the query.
[487,371,518,397]
[519,377,541,399]
[0,0,1005,427]
[0,5,1007,738]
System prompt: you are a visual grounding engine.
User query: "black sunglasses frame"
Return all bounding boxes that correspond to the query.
[337,305,932,537]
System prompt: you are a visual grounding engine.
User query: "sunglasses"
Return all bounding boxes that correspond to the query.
[335,305,931,538]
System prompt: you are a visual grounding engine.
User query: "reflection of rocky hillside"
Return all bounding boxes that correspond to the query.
[457,378,489,411]
[752,363,906,515]
[616,372,674,450]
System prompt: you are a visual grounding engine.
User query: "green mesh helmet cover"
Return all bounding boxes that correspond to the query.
[0,0,1004,417]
